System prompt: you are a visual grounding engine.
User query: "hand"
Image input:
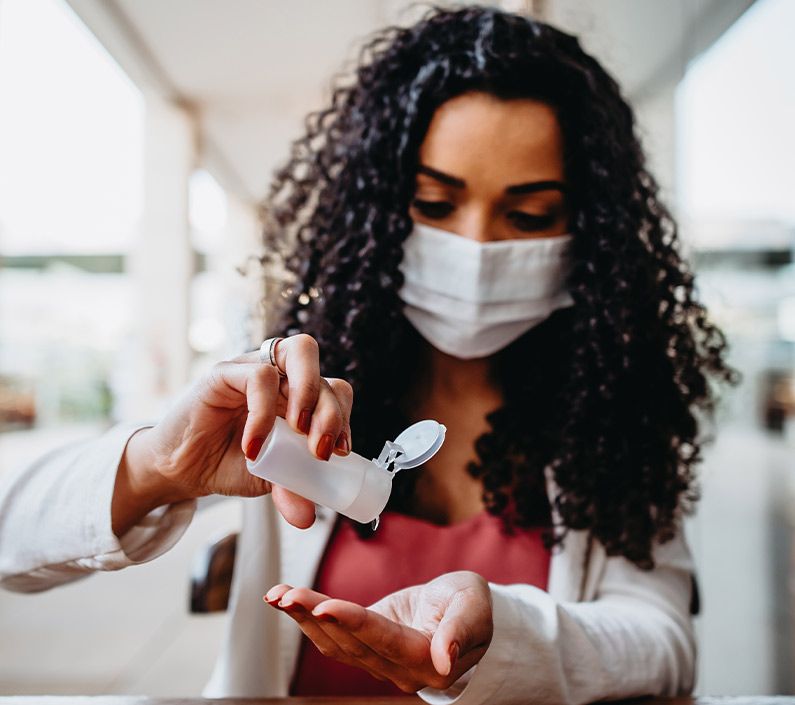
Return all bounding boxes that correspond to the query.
[113,334,353,535]
[264,570,493,693]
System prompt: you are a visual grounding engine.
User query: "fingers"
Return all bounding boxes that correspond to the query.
[206,360,282,461]
[312,600,482,690]
[261,335,354,461]
[270,486,317,529]
[325,377,353,456]
[240,366,280,463]
[263,583,293,606]
[264,588,372,671]
[264,584,318,605]
[263,585,482,693]
[307,614,425,691]
[311,599,430,667]
[272,334,321,436]
[429,586,493,677]
[207,360,316,528]
[304,379,347,461]
[265,588,425,692]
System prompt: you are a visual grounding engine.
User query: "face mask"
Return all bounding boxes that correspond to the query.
[397,222,574,359]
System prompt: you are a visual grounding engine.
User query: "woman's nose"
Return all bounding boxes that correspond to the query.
[456,212,493,243]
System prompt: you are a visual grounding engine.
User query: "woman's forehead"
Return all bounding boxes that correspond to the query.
[417,92,566,187]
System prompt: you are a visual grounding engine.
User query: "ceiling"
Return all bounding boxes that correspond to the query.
[65,0,754,205]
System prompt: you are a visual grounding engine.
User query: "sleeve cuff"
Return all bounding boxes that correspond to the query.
[76,421,198,569]
[102,497,197,565]
[418,583,523,705]
[0,420,197,590]
[58,420,196,570]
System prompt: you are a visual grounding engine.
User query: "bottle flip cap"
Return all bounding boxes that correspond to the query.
[374,419,447,473]
[346,419,447,526]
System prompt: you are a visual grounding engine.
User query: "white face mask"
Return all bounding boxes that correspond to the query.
[397,222,574,359]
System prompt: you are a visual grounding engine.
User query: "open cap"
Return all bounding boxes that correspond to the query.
[348,419,445,524]
[386,419,446,471]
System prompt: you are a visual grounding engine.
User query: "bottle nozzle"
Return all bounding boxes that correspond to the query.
[374,440,406,472]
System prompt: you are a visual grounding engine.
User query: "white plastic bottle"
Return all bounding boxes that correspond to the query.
[246,415,446,523]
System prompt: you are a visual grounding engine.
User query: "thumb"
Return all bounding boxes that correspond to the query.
[271,485,317,529]
[429,585,493,677]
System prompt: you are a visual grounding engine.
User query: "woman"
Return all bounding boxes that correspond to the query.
[0,6,738,704]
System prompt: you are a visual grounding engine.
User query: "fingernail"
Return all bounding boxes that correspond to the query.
[278,600,304,614]
[298,409,312,435]
[316,433,335,461]
[245,437,265,461]
[263,596,279,606]
[314,612,338,624]
[448,642,459,673]
[264,587,281,602]
[334,432,349,455]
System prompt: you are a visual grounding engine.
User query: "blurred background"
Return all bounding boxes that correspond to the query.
[0,0,793,696]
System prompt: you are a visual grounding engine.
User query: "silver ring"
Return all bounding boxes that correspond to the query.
[259,337,286,377]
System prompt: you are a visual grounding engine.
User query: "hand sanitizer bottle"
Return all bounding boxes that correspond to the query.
[246,416,446,523]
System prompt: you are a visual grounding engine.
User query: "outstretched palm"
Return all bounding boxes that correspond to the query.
[265,570,493,693]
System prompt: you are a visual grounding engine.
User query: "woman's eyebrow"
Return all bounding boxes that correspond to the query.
[417,164,566,194]
[417,165,466,188]
[505,180,567,195]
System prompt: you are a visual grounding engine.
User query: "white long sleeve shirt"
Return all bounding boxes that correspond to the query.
[0,421,696,704]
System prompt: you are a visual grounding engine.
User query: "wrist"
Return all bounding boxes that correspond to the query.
[112,426,196,537]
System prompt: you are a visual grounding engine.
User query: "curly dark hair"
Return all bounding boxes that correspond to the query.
[256,4,740,569]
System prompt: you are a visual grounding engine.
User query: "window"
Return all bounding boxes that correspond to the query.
[0,0,144,432]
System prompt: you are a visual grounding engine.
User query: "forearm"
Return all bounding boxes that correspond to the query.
[419,530,696,705]
[421,583,694,705]
[0,422,196,592]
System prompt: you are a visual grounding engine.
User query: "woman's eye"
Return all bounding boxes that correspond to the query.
[508,211,555,232]
[411,199,454,219]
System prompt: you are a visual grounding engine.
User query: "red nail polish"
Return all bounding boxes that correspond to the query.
[245,437,265,461]
[448,642,459,671]
[314,612,338,624]
[334,432,349,454]
[298,409,312,434]
[316,433,335,461]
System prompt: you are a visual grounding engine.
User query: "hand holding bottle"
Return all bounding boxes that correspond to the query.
[112,334,353,536]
